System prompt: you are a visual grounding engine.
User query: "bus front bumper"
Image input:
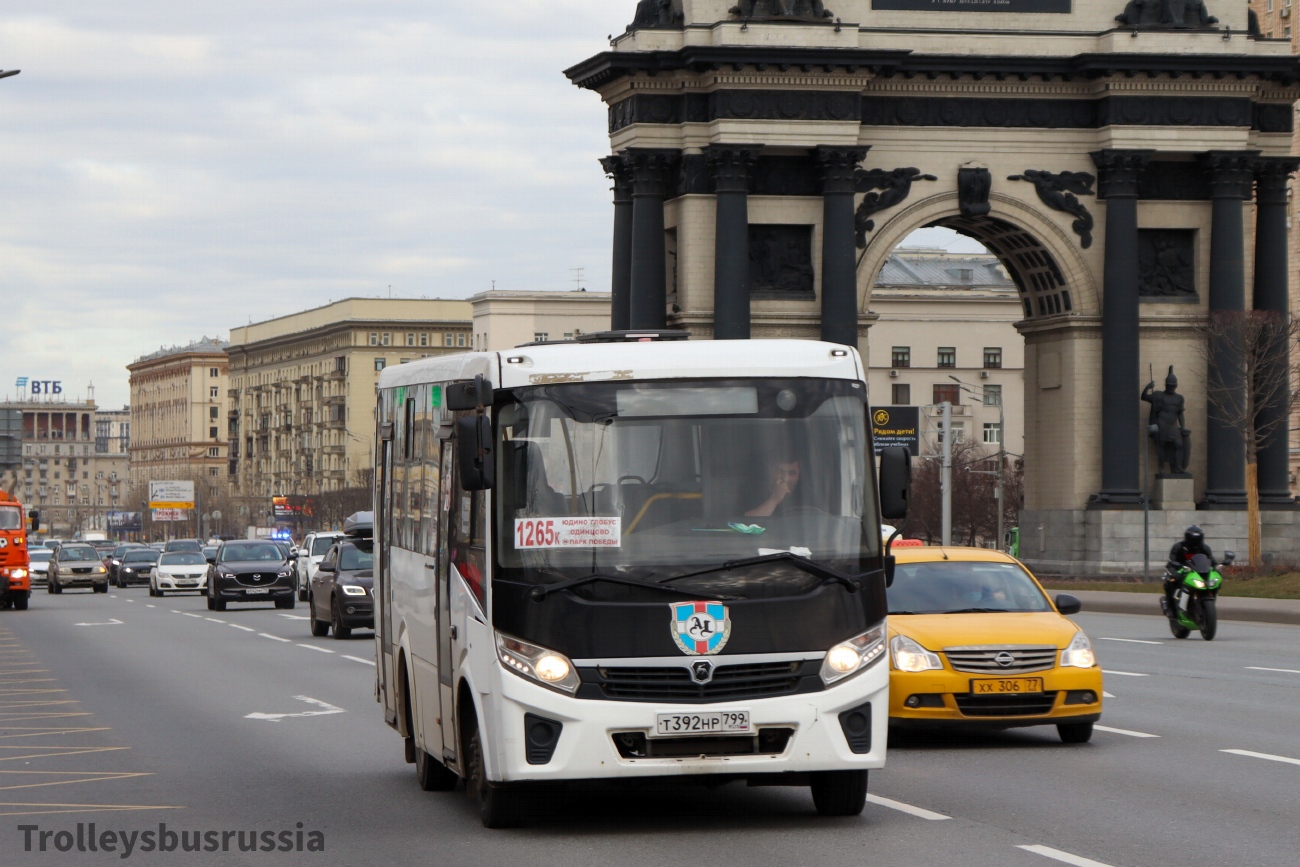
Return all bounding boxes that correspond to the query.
[484,660,888,783]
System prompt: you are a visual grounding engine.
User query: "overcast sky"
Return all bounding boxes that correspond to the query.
[0,2,976,410]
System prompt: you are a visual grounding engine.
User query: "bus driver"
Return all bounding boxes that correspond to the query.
[745,454,802,517]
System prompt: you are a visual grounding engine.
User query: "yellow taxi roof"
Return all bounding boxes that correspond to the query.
[892,546,1023,566]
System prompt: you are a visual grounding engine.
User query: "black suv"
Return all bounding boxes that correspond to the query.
[206,540,297,611]
[308,540,374,639]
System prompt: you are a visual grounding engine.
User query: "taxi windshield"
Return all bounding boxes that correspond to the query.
[887,560,1053,614]
[494,378,878,589]
[0,506,21,530]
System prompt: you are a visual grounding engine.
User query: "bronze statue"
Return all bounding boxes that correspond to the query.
[1142,366,1191,475]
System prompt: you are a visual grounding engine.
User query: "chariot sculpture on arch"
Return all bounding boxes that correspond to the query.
[730,0,834,21]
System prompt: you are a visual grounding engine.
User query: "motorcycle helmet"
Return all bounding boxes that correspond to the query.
[1184,525,1204,548]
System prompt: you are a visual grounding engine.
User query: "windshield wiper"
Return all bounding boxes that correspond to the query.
[529,572,718,601]
[660,551,862,593]
[944,607,1011,614]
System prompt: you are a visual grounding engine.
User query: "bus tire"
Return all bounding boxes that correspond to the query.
[810,769,868,817]
[416,745,459,792]
[14,595,28,611]
[467,726,525,828]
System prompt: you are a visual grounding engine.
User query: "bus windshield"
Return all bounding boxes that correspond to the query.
[494,378,878,589]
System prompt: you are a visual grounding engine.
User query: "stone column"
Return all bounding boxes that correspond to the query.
[1090,149,1152,506]
[624,149,679,330]
[815,146,869,347]
[1201,151,1258,508]
[600,155,635,331]
[1252,157,1300,505]
[707,145,762,340]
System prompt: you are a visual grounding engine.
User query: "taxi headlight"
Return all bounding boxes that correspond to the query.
[890,634,944,673]
[820,623,887,686]
[495,632,579,695]
[1060,630,1096,669]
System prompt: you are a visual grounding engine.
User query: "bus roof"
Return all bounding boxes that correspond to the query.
[377,339,864,392]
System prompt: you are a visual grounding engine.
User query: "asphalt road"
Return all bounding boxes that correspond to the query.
[1,589,1298,867]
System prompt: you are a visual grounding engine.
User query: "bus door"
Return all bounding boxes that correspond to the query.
[377,431,399,727]
[436,439,459,760]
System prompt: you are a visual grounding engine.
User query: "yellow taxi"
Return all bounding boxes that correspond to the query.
[886,547,1103,743]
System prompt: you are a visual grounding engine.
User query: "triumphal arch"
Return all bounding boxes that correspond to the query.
[568,0,1300,573]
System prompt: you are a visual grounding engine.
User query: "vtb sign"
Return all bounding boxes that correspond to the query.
[17,378,63,395]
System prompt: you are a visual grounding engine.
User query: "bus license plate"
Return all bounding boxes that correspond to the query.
[245,588,269,595]
[970,677,1044,695]
[653,711,750,737]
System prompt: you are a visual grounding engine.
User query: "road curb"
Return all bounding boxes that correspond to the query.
[1063,589,1300,626]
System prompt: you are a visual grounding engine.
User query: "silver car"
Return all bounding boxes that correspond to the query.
[47,543,109,593]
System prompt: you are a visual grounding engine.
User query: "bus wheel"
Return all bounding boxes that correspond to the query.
[466,726,525,828]
[810,769,868,817]
[14,596,28,611]
[416,744,458,792]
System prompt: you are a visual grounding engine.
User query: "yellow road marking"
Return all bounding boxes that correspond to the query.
[0,746,130,762]
[0,801,184,818]
[0,771,153,792]
[0,728,112,740]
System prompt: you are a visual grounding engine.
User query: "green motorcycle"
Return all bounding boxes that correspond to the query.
[1161,551,1234,641]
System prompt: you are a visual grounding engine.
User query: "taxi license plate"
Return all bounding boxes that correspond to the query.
[971,677,1044,695]
[245,588,269,595]
[653,711,750,737]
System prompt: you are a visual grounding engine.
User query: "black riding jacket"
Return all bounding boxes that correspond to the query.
[1167,539,1215,573]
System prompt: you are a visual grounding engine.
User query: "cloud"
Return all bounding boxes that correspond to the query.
[0,2,633,407]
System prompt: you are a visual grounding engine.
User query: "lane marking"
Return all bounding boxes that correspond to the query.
[257,633,290,643]
[1103,692,1115,699]
[72,620,123,627]
[277,614,309,620]
[108,596,116,599]
[124,600,135,604]
[1102,670,1148,677]
[244,695,345,723]
[297,645,334,654]
[1018,844,1116,867]
[181,613,203,619]
[1221,748,1300,767]
[342,655,375,667]
[229,625,255,633]
[1245,666,1300,675]
[0,800,184,818]
[866,794,950,820]
[145,605,156,609]
[1095,725,1160,739]
[169,610,181,615]
[204,618,226,624]
[1098,637,1162,645]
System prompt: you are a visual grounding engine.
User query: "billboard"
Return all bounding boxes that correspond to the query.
[152,509,186,522]
[106,511,143,532]
[149,480,195,510]
[872,406,921,456]
[272,495,313,520]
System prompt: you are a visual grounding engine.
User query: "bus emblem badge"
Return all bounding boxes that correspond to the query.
[671,601,731,656]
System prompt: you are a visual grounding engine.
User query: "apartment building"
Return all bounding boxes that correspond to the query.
[225,298,473,514]
[470,289,613,349]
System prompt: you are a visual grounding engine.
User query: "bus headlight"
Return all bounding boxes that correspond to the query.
[495,633,580,695]
[890,634,944,673]
[1060,631,1096,669]
[820,624,886,686]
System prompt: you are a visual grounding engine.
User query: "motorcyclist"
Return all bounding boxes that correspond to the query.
[1163,525,1214,620]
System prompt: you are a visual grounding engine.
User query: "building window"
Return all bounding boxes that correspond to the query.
[891,383,911,405]
[534,332,549,343]
[983,384,1002,406]
[457,333,466,347]
[933,383,960,405]
[369,333,379,346]
[208,447,220,458]
[406,333,415,346]
[334,356,346,373]
[937,347,956,368]
[983,347,1003,369]
[210,367,219,377]
[444,333,454,347]
[399,358,410,365]
[209,426,219,438]
[891,346,911,368]
[210,386,219,398]
[937,423,966,444]
[420,333,429,347]
[381,333,391,346]
[209,467,219,477]
[209,406,219,419]
[983,423,1002,444]
[374,358,387,371]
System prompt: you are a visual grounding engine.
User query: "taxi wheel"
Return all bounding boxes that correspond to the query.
[1057,722,1094,744]
[810,769,868,817]
[466,727,525,828]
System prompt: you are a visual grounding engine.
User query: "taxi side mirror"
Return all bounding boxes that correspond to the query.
[1054,594,1082,616]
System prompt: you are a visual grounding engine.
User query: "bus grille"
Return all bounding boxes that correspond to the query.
[954,692,1059,717]
[584,661,815,703]
[943,645,1057,674]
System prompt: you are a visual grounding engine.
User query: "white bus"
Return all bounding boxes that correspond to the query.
[372,333,910,827]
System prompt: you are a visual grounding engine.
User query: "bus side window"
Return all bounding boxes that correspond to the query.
[453,486,485,608]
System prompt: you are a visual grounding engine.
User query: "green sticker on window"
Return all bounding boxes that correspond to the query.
[397,387,407,405]
[431,385,442,408]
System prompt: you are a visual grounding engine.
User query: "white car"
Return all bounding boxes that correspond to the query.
[296,532,346,601]
[150,552,209,596]
[27,548,51,587]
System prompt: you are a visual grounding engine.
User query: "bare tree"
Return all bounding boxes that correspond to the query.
[899,442,1024,548]
[1197,310,1300,565]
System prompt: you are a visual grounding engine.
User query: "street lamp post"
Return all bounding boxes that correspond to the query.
[951,375,1006,551]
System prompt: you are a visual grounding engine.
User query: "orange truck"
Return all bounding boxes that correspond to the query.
[0,490,32,611]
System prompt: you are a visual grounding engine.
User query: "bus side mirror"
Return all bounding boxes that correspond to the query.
[446,375,494,411]
[456,416,495,491]
[28,511,40,532]
[879,447,911,521]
